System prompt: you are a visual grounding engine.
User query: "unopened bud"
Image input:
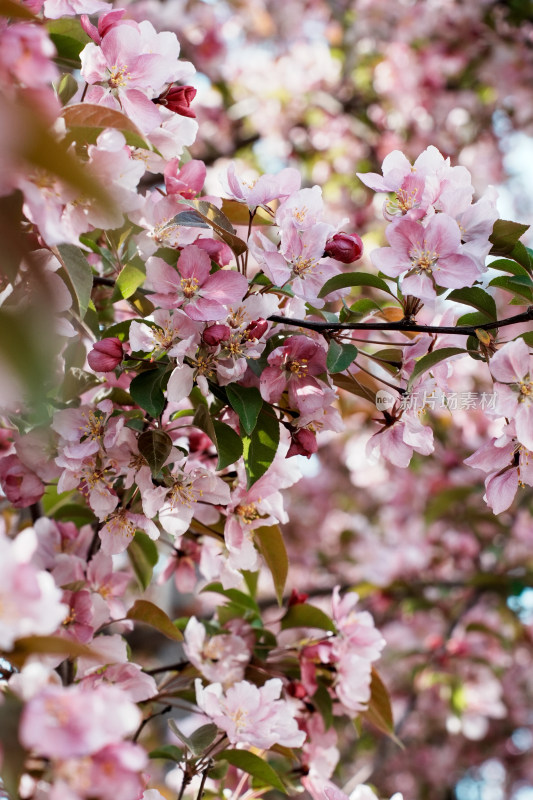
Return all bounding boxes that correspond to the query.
[324,232,363,263]
[202,324,231,346]
[153,85,197,118]
[288,588,309,607]
[244,318,268,341]
[87,337,123,372]
[286,428,318,459]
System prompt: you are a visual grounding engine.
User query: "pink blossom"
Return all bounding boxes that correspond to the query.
[0,526,67,650]
[146,245,248,321]
[222,164,301,209]
[489,338,533,451]
[0,23,58,86]
[184,617,250,686]
[99,508,159,555]
[195,677,306,749]
[80,21,194,133]
[260,336,329,414]
[371,214,481,301]
[19,683,141,759]
[464,423,533,514]
[43,0,107,20]
[0,454,44,507]
[164,158,206,198]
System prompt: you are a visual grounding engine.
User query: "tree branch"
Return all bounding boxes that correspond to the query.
[268,307,533,336]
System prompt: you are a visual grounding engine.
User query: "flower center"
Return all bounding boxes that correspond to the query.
[108,63,130,88]
[519,379,533,401]
[235,503,260,524]
[292,256,317,276]
[181,277,199,298]
[286,358,308,378]
[409,241,439,274]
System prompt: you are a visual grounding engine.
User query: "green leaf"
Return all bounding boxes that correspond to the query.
[312,683,334,730]
[56,73,79,105]
[510,241,533,272]
[0,191,28,285]
[319,272,394,298]
[128,532,159,591]
[213,420,244,470]
[126,599,183,641]
[242,406,280,489]
[326,340,358,373]
[192,405,243,469]
[489,258,531,277]
[216,749,287,794]
[57,244,93,319]
[138,429,172,474]
[518,331,533,347]
[201,582,260,614]
[47,18,90,65]
[130,368,167,417]
[226,384,263,435]
[113,263,146,301]
[447,287,497,320]
[489,275,533,302]
[281,603,336,632]
[61,367,100,402]
[101,319,136,341]
[148,744,184,762]
[407,347,467,389]
[363,667,401,745]
[168,721,218,757]
[254,525,288,605]
[489,219,530,256]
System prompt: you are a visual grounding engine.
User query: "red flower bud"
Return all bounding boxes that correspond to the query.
[244,318,269,341]
[202,324,231,346]
[324,232,363,263]
[153,85,197,118]
[286,428,318,459]
[288,589,310,607]
[87,337,123,372]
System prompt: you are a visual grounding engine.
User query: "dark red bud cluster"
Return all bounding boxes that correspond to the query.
[87,337,123,372]
[324,232,364,263]
[153,85,197,118]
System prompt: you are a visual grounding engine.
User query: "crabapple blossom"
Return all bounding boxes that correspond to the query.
[371,214,481,301]
[0,526,67,649]
[488,338,533,451]
[195,677,306,749]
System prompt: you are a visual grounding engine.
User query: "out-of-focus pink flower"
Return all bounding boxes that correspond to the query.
[19,683,141,760]
[184,617,250,687]
[88,337,123,372]
[0,526,67,650]
[0,454,44,507]
[324,232,364,263]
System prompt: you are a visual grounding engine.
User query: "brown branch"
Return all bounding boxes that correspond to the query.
[268,307,533,336]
